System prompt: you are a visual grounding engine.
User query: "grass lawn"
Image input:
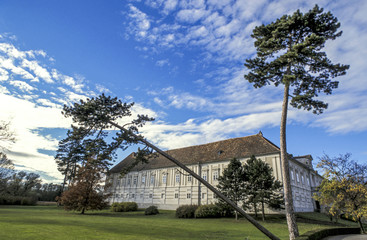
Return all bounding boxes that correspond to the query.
[0,205,359,240]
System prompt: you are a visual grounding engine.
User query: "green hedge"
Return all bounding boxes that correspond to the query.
[296,227,360,240]
[111,202,138,212]
[195,204,222,218]
[176,205,198,218]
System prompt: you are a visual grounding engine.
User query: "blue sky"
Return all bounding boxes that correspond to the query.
[0,0,366,182]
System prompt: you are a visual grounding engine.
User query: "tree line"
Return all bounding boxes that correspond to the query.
[0,121,62,205]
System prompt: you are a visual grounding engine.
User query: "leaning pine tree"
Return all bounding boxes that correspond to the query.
[244,5,349,239]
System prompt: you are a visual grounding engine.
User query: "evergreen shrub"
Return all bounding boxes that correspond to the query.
[111,202,138,212]
[145,206,159,215]
[176,205,198,218]
[195,204,222,218]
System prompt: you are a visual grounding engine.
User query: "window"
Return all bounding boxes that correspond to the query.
[149,194,152,198]
[187,175,192,182]
[133,177,137,185]
[290,170,294,181]
[141,176,146,184]
[301,175,304,184]
[213,170,219,181]
[296,173,300,183]
[132,194,135,198]
[127,177,131,185]
[174,193,179,199]
[162,175,167,184]
[213,194,218,199]
[161,193,165,199]
[202,172,207,181]
[187,193,191,199]
[175,174,180,183]
[150,175,155,184]
[140,194,143,198]
[202,193,206,199]
[307,178,310,186]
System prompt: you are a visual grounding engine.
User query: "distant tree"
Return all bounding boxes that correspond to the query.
[0,153,14,194]
[0,120,15,150]
[314,153,367,233]
[6,171,41,197]
[217,158,248,220]
[35,183,63,201]
[0,121,15,183]
[244,155,283,221]
[244,5,349,239]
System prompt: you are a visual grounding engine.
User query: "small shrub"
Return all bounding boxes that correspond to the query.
[195,204,222,218]
[111,202,138,212]
[111,202,124,212]
[124,202,138,212]
[145,206,159,215]
[176,205,198,218]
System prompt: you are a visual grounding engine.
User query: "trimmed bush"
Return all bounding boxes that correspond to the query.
[145,206,159,215]
[195,204,222,218]
[296,227,360,240]
[124,202,138,211]
[176,205,198,218]
[111,202,124,212]
[111,202,138,212]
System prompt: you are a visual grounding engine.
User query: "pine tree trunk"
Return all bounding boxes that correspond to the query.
[280,83,299,239]
[261,201,265,221]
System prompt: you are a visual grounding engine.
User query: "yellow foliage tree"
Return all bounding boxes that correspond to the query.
[314,153,367,232]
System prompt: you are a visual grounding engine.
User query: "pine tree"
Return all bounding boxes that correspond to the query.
[244,5,349,239]
[217,158,247,220]
[244,155,283,221]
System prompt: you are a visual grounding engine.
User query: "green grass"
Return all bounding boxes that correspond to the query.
[0,205,359,240]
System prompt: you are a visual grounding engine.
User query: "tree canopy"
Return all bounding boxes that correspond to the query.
[56,94,155,213]
[217,158,248,220]
[244,155,283,221]
[244,5,349,114]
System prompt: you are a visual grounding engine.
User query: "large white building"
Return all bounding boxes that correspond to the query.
[107,132,323,212]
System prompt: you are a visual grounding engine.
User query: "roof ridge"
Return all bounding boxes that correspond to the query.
[164,133,262,152]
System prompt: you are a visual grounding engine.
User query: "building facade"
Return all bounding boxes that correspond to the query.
[107,132,323,212]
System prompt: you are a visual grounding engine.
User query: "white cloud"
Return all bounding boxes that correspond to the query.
[9,80,35,92]
[0,94,71,181]
[176,9,208,23]
[156,59,170,67]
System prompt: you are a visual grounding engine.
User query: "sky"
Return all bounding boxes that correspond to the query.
[0,0,366,183]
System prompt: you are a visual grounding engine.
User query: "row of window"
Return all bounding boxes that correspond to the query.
[115,192,216,200]
[116,170,220,187]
